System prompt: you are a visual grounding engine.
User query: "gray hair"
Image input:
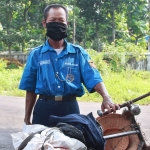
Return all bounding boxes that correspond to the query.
[44,4,68,21]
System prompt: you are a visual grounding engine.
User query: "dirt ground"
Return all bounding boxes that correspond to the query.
[0,95,150,150]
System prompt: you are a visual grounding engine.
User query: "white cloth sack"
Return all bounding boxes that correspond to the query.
[11,124,87,150]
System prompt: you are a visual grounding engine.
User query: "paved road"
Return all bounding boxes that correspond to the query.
[0,96,150,150]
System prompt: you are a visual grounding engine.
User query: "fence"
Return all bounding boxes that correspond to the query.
[121,53,150,71]
[0,52,28,64]
[0,52,150,71]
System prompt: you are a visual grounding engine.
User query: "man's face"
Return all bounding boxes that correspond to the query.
[43,7,67,27]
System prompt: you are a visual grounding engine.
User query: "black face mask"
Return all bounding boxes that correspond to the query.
[46,22,67,41]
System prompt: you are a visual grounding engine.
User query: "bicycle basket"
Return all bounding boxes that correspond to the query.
[96,114,140,150]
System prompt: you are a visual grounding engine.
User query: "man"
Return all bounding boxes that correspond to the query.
[19,4,120,126]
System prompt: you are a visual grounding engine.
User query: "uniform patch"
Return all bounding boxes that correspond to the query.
[88,60,96,69]
[39,60,51,66]
[64,62,78,67]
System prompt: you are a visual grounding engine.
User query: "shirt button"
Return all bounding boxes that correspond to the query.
[58,86,60,88]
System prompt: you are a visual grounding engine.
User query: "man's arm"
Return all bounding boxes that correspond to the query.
[94,82,120,113]
[24,91,37,125]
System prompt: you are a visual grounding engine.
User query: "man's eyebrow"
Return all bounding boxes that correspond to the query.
[59,17,65,20]
[49,16,65,19]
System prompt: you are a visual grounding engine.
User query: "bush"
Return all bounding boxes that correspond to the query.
[12,45,20,51]
[0,59,7,71]
[100,42,147,73]
[0,67,25,97]
[2,57,23,69]
[0,43,149,105]
[78,70,150,105]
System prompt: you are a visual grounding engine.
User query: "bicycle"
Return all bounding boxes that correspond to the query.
[96,92,150,150]
[16,92,150,150]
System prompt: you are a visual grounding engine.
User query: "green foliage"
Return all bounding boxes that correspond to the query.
[0,41,3,51]
[12,45,20,51]
[86,41,147,74]
[78,70,150,105]
[6,63,19,69]
[0,59,7,71]
[87,49,111,75]
[100,41,147,72]
[0,66,25,97]
[0,0,45,52]
[0,58,150,105]
[125,0,147,43]
[78,47,150,105]
[0,0,149,103]
[0,0,149,52]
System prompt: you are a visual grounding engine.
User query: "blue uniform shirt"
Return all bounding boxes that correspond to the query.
[19,40,103,96]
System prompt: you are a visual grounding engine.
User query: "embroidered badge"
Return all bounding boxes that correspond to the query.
[66,74,74,82]
[39,60,51,66]
[88,60,96,68]
[66,67,74,82]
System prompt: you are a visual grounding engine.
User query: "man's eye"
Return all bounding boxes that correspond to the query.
[59,19,65,22]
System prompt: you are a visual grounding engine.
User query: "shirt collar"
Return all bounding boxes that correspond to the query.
[41,39,76,54]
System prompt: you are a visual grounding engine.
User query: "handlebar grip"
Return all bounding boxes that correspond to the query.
[97,92,150,117]
[97,105,119,116]
[97,109,111,116]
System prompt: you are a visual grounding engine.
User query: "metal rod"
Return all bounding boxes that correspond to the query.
[103,130,139,140]
[121,92,150,107]
[98,92,150,116]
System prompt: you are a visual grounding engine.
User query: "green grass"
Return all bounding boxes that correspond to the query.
[0,67,25,97]
[0,67,150,105]
[78,69,150,105]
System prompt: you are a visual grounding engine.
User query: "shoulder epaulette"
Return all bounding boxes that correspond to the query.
[27,45,43,56]
[68,43,86,54]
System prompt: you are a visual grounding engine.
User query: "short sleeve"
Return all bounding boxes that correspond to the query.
[19,50,38,91]
[79,48,103,93]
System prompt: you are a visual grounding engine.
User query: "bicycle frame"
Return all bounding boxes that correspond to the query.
[96,92,150,150]
[102,113,146,150]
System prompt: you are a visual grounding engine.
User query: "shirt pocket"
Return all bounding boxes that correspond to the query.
[61,65,79,83]
[37,64,55,83]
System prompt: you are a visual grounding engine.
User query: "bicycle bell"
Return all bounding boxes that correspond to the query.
[131,104,141,115]
[122,107,132,119]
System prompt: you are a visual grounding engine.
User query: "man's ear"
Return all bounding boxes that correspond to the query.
[67,21,70,27]
[42,19,46,28]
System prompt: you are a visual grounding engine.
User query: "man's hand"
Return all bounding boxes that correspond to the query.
[94,82,120,113]
[24,119,31,125]
[101,96,120,113]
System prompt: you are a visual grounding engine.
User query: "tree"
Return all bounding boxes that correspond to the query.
[101,0,124,43]
[0,0,20,57]
[76,0,106,51]
[125,0,147,44]
[0,0,149,54]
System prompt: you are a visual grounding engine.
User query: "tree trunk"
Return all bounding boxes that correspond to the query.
[73,16,76,44]
[96,22,100,52]
[111,2,115,43]
[22,40,26,52]
[135,38,138,45]
[8,43,12,63]
[84,23,86,49]
[72,3,76,44]
[148,0,150,52]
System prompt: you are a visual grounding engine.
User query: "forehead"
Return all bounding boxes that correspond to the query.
[47,7,67,20]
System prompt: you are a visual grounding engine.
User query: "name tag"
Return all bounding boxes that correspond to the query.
[39,60,51,66]
[64,62,78,67]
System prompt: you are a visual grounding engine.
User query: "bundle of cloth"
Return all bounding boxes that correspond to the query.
[11,113,105,150]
